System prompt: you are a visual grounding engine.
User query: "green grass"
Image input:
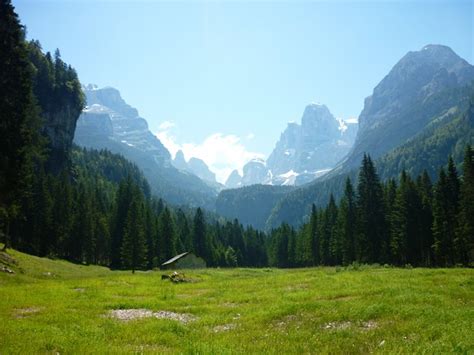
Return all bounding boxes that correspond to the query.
[0,248,473,354]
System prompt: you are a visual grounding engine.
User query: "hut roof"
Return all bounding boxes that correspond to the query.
[161,252,190,266]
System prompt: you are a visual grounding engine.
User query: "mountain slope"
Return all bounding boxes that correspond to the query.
[335,44,474,173]
[267,86,474,229]
[171,149,219,187]
[217,45,474,230]
[216,185,295,230]
[228,103,357,187]
[74,85,218,209]
[267,103,357,176]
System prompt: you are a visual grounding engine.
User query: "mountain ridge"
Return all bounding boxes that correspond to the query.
[74,85,219,209]
[217,44,474,229]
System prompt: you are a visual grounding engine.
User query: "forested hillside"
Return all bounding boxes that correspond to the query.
[268,149,474,267]
[1,0,472,270]
[75,85,220,209]
[267,95,474,228]
[0,1,266,270]
[216,185,295,230]
[218,72,474,231]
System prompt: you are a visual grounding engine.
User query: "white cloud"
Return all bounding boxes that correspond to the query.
[156,123,264,184]
[246,133,255,140]
[158,120,175,130]
[345,117,359,124]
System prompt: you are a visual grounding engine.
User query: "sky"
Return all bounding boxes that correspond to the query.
[14,0,473,183]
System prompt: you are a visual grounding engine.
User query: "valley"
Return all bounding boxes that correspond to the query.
[1,1,473,353]
[1,248,472,353]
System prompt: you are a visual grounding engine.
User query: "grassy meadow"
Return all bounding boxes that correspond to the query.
[0,248,473,354]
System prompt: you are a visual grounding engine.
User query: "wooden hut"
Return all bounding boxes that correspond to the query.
[160,252,206,270]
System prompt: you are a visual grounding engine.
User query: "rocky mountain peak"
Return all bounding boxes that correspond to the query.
[171,150,217,184]
[187,157,216,183]
[241,159,271,186]
[341,44,474,172]
[83,84,139,119]
[225,169,242,189]
[265,103,357,180]
[74,85,220,208]
[173,150,187,170]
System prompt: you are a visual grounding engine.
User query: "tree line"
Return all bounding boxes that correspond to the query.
[5,146,268,270]
[0,0,267,270]
[268,150,474,267]
[1,0,472,270]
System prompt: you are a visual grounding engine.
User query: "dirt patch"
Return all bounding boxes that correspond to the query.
[360,320,378,330]
[73,288,85,293]
[109,309,197,323]
[322,321,352,330]
[213,323,237,333]
[14,307,43,318]
[154,311,197,323]
[275,314,301,329]
[322,320,378,331]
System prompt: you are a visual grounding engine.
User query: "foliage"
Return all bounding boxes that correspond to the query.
[268,151,474,267]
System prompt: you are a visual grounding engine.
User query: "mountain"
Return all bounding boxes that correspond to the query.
[188,157,216,183]
[74,85,219,209]
[171,150,217,184]
[240,158,271,186]
[267,91,474,229]
[172,150,188,170]
[217,44,474,229]
[333,44,474,174]
[225,169,243,188]
[225,103,357,188]
[267,103,357,176]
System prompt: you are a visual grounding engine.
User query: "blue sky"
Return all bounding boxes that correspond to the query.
[14,0,473,182]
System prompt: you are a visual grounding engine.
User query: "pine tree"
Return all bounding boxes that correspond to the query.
[416,170,433,266]
[432,168,456,266]
[287,226,297,267]
[390,171,423,265]
[324,194,339,265]
[192,208,208,260]
[456,145,474,265]
[110,177,134,268]
[175,208,190,253]
[144,202,156,268]
[0,0,45,250]
[157,207,177,263]
[52,171,74,258]
[300,204,319,266]
[120,195,147,273]
[337,178,357,265]
[356,154,387,263]
[275,224,290,268]
[230,219,245,266]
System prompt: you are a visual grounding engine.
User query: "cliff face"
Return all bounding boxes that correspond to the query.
[340,44,474,172]
[267,104,357,176]
[229,103,357,188]
[74,85,220,208]
[41,102,84,173]
[28,41,85,174]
